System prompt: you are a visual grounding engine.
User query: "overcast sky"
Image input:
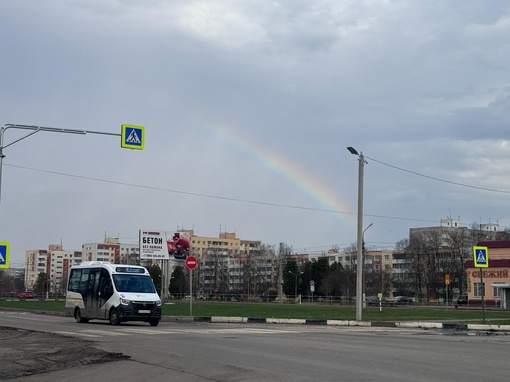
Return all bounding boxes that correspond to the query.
[2,1,510,267]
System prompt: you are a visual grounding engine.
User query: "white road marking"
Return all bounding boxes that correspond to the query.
[51,327,306,339]
[53,331,102,338]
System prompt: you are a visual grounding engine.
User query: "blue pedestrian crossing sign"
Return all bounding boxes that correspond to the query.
[121,124,145,150]
[0,242,10,269]
[473,246,489,268]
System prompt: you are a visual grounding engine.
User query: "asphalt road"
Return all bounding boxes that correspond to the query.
[1,310,510,381]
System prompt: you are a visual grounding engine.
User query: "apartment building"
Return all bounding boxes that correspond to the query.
[410,218,510,246]
[25,245,82,294]
[25,248,49,291]
[82,237,141,264]
[187,230,241,258]
[182,229,275,296]
[82,238,120,263]
[24,238,141,295]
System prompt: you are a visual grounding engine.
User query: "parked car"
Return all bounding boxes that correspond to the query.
[456,295,468,305]
[393,296,413,305]
[17,291,35,299]
[366,296,386,305]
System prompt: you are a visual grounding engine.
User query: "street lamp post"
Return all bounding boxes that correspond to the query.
[362,223,373,308]
[289,271,303,302]
[347,146,367,321]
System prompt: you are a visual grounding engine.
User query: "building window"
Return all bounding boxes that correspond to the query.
[493,283,504,297]
[474,282,485,297]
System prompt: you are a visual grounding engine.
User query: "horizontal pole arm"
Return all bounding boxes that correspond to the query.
[2,123,120,137]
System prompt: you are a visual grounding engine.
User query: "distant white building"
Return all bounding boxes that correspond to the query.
[25,244,82,295]
[25,248,51,292]
[81,237,140,264]
[440,217,461,228]
[24,238,141,295]
[480,223,499,232]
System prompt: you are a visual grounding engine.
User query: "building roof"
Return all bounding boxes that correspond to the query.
[477,240,510,248]
[465,259,510,268]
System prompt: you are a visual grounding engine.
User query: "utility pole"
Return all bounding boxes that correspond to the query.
[278,242,284,304]
[347,146,367,321]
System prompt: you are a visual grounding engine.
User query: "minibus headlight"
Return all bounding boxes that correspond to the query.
[120,298,130,305]
[156,300,162,307]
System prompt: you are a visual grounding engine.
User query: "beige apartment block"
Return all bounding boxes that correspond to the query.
[25,244,82,295]
[179,229,275,296]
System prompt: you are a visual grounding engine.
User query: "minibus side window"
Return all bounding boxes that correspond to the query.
[99,270,113,300]
[68,270,82,292]
[78,269,91,294]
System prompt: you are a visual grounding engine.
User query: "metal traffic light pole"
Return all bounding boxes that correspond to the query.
[0,123,121,212]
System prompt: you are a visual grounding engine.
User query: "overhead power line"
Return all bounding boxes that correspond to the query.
[365,155,510,194]
[5,163,436,224]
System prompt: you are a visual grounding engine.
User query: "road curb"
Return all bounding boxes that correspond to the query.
[182,316,510,332]
[396,321,443,329]
[2,308,509,332]
[467,323,510,331]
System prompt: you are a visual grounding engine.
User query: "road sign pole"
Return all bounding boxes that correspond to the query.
[185,256,197,317]
[445,273,450,309]
[446,285,448,310]
[189,268,193,317]
[473,246,488,324]
[481,269,485,323]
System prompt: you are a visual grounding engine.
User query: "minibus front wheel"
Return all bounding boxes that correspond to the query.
[75,308,89,324]
[109,308,121,325]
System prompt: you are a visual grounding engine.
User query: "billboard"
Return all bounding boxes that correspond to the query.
[139,230,190,260]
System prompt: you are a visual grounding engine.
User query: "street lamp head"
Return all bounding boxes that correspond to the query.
[364,223,374,233]
[347,146,359,155]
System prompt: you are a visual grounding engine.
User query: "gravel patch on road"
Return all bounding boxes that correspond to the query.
[0,326,129,380]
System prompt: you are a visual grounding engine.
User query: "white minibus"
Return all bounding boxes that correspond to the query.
[65,262,162,326]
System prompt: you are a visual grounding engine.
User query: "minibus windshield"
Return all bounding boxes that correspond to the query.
[113,274,156,293]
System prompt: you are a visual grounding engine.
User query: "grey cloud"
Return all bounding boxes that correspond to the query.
[2,1,510,265]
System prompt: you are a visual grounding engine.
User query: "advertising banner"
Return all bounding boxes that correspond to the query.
[139,230,190,260]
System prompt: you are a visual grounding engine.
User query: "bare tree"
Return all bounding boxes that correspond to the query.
[446,229,473,297]
[405,233,430,302]
[340,244,357,299]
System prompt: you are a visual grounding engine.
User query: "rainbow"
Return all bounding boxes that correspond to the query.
[212,125,357,229]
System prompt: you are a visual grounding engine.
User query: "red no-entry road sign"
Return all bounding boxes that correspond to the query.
[185,256,197,270]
